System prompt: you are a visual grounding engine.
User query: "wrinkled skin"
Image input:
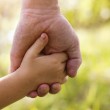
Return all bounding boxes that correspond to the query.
[10,9,82,97]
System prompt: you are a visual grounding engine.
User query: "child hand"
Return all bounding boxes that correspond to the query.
[18,33,68,95]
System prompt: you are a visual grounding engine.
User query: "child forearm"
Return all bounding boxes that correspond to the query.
[0,70,33,109]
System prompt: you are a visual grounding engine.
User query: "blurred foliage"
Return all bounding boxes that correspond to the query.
[0,0,110,110]
[61,0,110,27]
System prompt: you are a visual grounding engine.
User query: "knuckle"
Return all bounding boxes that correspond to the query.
[10,51,19,59]
[72,37,80,50]
[52,58,58,64]
[74,34,79,45]
[56,65,64,73]
[59,73,66,81]
[74,58,82,69]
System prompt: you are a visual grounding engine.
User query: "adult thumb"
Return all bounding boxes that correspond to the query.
[27,33,48,58]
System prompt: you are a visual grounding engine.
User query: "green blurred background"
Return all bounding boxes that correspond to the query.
[0,0,110,110]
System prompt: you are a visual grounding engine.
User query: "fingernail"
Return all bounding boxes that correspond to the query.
[41,34,46,40]
[69,70,77,77]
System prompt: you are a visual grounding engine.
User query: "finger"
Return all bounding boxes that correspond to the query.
[61,76,68,84]
[49,83,61,94]
[27,91,38,98]
[49,53,68,63]
[67,59,82,77]
[10,33,48,72]
[27,33,48,58]
[10,24,43,72]
[67,42,82,77]
[37,84,50,97]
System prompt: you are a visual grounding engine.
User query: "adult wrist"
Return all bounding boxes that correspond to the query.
[22,0,59,10]
[22,0,60,15]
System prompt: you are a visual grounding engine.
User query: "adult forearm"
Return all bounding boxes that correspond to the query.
[22,0,59,9]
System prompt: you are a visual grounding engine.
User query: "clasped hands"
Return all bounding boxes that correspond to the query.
[10,2,82,98]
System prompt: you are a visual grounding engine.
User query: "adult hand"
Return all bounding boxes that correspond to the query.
[20,33,68,96]
[10,1,82,98]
